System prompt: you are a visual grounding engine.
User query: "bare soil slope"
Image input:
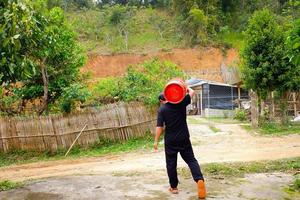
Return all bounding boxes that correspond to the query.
[83,48,239,82]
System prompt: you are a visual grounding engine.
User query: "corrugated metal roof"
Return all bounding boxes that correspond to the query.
[187,78,237,88]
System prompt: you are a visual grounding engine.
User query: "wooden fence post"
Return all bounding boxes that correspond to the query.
[293,92,297,117]
[0,119,3,152]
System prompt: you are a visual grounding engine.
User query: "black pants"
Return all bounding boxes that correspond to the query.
[165,139,204,188]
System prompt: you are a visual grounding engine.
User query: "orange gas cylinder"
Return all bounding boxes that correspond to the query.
[163,79,187,104]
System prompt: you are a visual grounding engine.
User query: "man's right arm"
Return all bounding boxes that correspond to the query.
[154,108,164,150]
[154,127,163,150]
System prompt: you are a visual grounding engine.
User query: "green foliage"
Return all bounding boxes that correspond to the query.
[179,157,300,178]
[93,77,120,98]
[0,0,86,115]
[0,0,36,83]
[186,7,208,45]
[284,19,300,91]
[67,7,181,53]
[216,28,245,49]
[44,0,298,52]
[260,122,300,135]
[173,1,218,46]
[286,19,300,66]
[292,177,300,191]
[59,83,91,113]
[0,180,23,191]
[234,108,247,122]
[242,122,300,136]
[93,59,185,106]
[241,9,290,99]
[109,5,129,25]
[172,0,194,17]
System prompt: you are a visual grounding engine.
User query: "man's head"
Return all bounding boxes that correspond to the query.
[158,92,167,104]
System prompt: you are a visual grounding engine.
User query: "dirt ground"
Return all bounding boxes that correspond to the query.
[1,172,299,200]
[83,48,239,82]
[1,117,300,199]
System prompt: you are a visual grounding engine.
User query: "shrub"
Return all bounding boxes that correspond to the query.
[234,108,247,121]
[59,83,91,113]
[92,59,186,106]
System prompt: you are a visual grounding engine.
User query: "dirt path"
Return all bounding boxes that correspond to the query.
[1,172,299,200]
[0,118,299,182]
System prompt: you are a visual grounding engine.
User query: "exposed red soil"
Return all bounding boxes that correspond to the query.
[82,47,239,83]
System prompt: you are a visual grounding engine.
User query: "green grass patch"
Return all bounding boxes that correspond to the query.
[187,116,242,125]
[0,134,156,168]
[204,117,241,124]
[242,122,300,136]
[187,117,203,124]
[284,176,300,196]
[0,180,23,191]
[179,157,300,178]
[292,178,300,191]
[216,30,245,50]
[208,125,221,133]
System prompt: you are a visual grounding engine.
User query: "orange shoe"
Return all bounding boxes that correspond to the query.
[169,187,179,194]
[197,180,206,199]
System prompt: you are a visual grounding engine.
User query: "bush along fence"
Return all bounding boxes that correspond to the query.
[0,102,157,152]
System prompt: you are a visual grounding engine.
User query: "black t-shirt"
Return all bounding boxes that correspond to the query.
[157,94,191,145]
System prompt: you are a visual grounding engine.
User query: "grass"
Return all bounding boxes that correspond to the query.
[66,8,181,54]
[216,30,245,50]
[284,176,300,196]
[187,116,242,125]
[291,178,300,192]
[204,117,242,124]
[187,117,203,124]
[179,157,300,179]
[0,180,23,191]
[0,134,157,168]
[208,125,221,133]
[242,122,300,136]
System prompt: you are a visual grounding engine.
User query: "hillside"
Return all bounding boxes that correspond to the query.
[83,47,239,83]
[67,7,244,83]
[66,8,184,54]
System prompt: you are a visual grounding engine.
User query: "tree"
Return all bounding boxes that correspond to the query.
[0,0,85,114]
[186,6,208,44]
[284,18,300,91]
[0,0,36,83]
[172,0,194,17]
[241,9,295,124]
[149,14,168,39]
[241,9,289,98]
[109,5,137,50]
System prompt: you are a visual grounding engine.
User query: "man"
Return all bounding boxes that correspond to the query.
[154,87,206,199]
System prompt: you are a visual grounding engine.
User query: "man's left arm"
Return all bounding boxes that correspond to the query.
[187,87,195,98]
[182,86,194,106]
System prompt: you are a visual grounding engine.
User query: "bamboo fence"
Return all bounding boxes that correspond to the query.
[0,102,157,152]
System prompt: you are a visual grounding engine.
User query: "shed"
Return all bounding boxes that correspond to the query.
[186,78,249,117]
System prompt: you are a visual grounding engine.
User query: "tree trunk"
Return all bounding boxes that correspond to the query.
[250,90,259,128]
[124,31,129,50]
[39,58,49,115]
[260,100,265,117]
